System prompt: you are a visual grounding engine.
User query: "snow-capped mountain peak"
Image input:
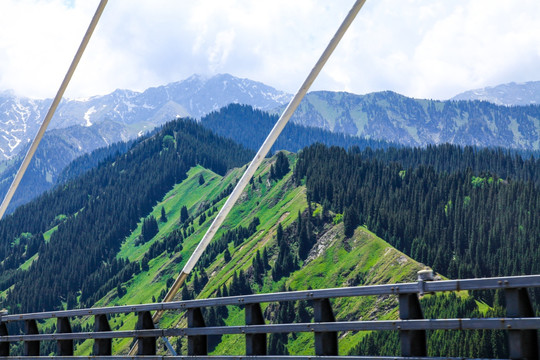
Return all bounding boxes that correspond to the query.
[0,74,292,159]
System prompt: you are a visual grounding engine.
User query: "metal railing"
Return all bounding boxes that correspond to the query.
[0,274,538,359]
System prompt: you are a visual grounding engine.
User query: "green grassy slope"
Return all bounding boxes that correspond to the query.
[66,152,436,356]
[71,154,303,354]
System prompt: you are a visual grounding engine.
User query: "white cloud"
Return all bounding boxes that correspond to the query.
[0,0,539,100]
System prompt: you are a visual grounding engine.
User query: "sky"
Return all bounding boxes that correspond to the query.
[0,0,539,100]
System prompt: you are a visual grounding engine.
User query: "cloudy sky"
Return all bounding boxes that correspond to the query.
[1,0,539,100]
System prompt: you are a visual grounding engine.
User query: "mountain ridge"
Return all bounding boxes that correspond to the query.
[451,80,540,106]
[2,76,540,164]
[0,74,291,159]
[286,90,540,150]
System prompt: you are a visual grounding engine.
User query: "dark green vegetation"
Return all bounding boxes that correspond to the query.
[355,143,540,186]
[0,125,135,214]
[350,293,507,357]
[295,144,540,282]
[289,90,540,150]
[0,109,538,357]
[0,103,392,215]
[294,144,539,358]
[0,119,253,313]
[201,103,394,153]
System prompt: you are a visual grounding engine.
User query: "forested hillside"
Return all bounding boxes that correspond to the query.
[65,151,428,356]
[288,91,540,150]
[0,119,253,313]
[0,103,393,215]
[201,104,393,152]
[293,144,539,357]
[0,111,537,357]
[295,144,540,283]
[0,122,137,214]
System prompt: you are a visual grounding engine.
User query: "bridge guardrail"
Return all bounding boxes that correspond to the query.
[0,274,538,359]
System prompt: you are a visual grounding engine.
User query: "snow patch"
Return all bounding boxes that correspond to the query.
[8,136,21,151]
[83,106,96,127]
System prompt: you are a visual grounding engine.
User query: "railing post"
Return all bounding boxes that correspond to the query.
[24,319,39,356]
[0,320,8,356]
[188,307,207,355]
[245,303,266,355]
[313,298,338,356]
[505,288,538,360]
[137,311,156,355]
[399,293,426,356]
[56,317,73,356]
[93,314,112,355]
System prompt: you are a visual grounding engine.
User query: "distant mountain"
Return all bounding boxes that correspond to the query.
[285,90,540,151]
[0,74,291,159]
[0,122,134,213]
[3,75,540,213]
[200,104,394,153]
[451,81,540,106]
[0,103,392,214]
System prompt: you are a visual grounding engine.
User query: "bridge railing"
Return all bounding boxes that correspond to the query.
[0,274,539,359]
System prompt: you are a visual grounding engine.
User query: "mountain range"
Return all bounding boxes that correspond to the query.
[0,74,539,214]
[0,74,291,160]
[286,90,540,150]
[2,75,540,162]
[451,80,540,106]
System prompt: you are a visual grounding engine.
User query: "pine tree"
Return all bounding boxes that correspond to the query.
[252,250,264,284]
[141,215,159,242]
[180,205,189,223]
[222,283,229,297]
[160,206,167,222]
[276,223,284,246]
[181,285,190,300]
[193,273,200,293]
[199,213,206,226]
[262,247,270,270]
[223,248,231,262]
[270,151,290,181]
[343,205,359,238]
[141,256,149,271]
[298,217,311,260]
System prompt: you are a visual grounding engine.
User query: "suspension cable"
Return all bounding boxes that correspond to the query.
[0,0,108,220]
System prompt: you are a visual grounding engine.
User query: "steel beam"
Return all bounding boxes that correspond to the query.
[56,317,73,356]
[399,293,426,357]
[93,314,112,355]
[24,320,39,356]
[245,303,266,355]
[187,308,207,355]
[505,288,538,360]
[314,298,338,356]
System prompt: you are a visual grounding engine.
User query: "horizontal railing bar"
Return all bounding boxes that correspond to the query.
[168,317,540,335]
[1,318,539,342]
[424,275,540,292]
[2,275,539,323]
[0,357,513,360]
[0,304,162,322]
